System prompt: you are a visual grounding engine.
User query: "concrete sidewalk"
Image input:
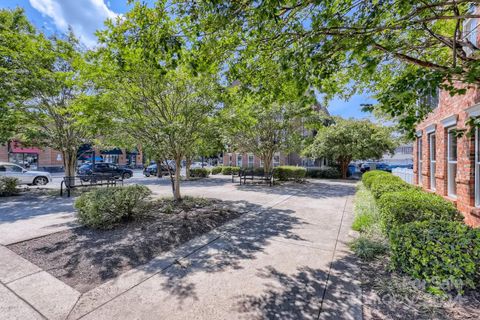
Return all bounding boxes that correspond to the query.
[0,179,361,320]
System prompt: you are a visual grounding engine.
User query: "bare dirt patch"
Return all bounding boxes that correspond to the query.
[8,197,254,293]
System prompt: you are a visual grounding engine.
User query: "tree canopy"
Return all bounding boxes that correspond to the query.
[304,118,397,178]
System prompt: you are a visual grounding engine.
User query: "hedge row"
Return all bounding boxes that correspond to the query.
[273,166,306,181]
[362,170,479,294]
[189,168,210,178]
[305,167,341,179]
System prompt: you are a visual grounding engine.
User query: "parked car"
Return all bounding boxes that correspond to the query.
[190,162,211,169]
[0,162,52,185]
[143,161,176,177]
[360,162,391,173]
[77,163,133,179]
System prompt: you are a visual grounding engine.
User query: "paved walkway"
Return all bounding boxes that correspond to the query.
[0,177,361,320]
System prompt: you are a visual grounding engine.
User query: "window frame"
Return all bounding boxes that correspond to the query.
[429,133,436,191]
[236,154,243,167]
[417,136,423,186]
[447,127,458,198]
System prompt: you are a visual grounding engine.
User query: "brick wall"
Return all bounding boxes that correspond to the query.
[415,85,480,226]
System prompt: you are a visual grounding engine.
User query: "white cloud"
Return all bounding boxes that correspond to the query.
[29,0,117,47]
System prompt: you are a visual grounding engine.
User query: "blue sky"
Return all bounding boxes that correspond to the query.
[2,0,374,119]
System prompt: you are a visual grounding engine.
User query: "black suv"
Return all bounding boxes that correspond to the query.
[77,163,134,179]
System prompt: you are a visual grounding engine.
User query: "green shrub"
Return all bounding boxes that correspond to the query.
[305,167,341,179]
[378,189,462,232]
[211,166,223,175]
[273,166,306,181]
[0,177,19,196]
[352,184,379,232]
[362,170,390,189]
[75,185,152,229]
[370,175,412,199]
[221,166,240,175]
[189,168,210,178]
[390,220,480,294]
[350,233,389,261]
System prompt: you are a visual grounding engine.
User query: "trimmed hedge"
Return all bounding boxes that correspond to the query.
[211,166,223,175]
[378,189,462,232]
[306,167,341,179]
[273,166,306,181]
[189,168,210,178]
[362,170,391,189]
[370,175,412,199]
[221,166,240,175]
[75,185,152,229]
[0,177,19,196]
[390,220,480,294]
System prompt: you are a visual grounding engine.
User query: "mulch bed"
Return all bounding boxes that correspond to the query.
[8,198,252,293]
[360,257,480,320]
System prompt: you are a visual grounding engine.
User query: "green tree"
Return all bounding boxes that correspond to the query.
[179,1,480,133]
[304,118,397,179]
[1,9,104,177]
[92,2,220,200]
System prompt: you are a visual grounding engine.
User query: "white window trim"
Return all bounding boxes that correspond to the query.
[429,133,436,191]
[441,115,458,128]
[476,128,480,206]
[447,127,458,198]
[417,137,423,186]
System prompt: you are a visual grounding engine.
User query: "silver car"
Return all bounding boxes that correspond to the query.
[0,162,52,185]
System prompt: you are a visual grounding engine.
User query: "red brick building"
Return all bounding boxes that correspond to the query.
[414,87,480,226]
[0,142,143,172]
[413,10,480,226]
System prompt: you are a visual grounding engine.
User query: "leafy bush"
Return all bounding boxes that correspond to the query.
[350,233,389,261]
[221,166,240,175]
[305,167,341,179]
[189,168,210,178]
[0,177,19,196]
[211,166,223,175]
[390,220,480,294]
[378,189,462,232]
[370,175,412,199]
[362,170,390,189]
[273,166,306,181]
[75,185,152,229]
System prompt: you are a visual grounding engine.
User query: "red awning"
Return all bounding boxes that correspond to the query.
[9,141,42,154]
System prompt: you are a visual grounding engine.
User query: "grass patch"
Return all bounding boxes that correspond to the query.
[351,184,388,261]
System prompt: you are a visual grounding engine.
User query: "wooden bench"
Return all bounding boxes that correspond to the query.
[236,168,274,186]
[60,174,123,197]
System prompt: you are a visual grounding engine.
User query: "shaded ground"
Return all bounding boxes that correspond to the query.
[360,255,480,320]
[8,198,255,293]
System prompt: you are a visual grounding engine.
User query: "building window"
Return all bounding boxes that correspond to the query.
[429,133,436,191]
[447,128,457,197]
[237,154,243,167]
[103,154,119,164]
[259,158,264,167]
[248,154,254,168]
[273,153,280,167]
[476,128,480,206]
[417,137,422,185]
[9,153,39,169]
[463,18,478,56]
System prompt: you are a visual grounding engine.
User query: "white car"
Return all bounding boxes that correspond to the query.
[0,162,52,185]
[190,162,212,169]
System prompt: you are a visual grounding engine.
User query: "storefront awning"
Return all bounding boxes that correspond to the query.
[100,147,123,155]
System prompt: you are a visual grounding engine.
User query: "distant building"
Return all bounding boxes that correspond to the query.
[382,143,413,166]
[0,141,143,172]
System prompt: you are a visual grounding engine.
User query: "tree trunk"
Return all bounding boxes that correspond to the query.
[156,158,163,178]
[173,157,182,201]
[338,157,351,179]
[63,150,77,186]
[263,152,273,176]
